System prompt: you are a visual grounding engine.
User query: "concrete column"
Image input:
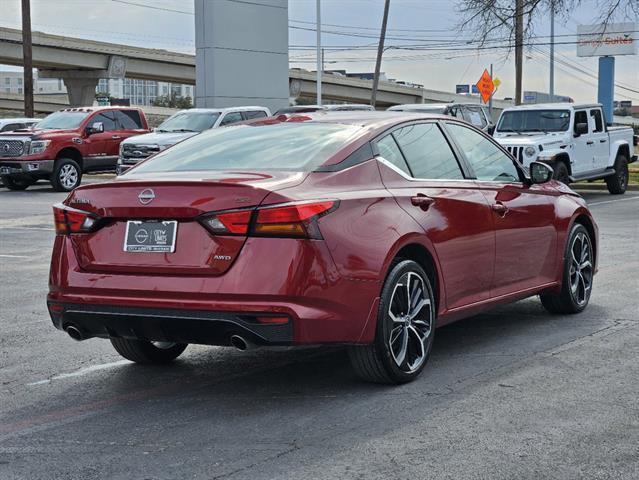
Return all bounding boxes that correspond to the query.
[39,69,107,107]
[194,0,289,112]
[597,56,615,125]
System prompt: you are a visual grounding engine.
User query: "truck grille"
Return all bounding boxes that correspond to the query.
[505,146,524,163]
[121,144,160,165]
[0,140,25,157]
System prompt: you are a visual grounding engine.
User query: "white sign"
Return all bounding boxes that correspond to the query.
[577,23,637,57]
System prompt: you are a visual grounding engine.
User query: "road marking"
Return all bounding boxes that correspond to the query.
[589,196,639,206]
[0,254,29,258]
[27,360,131,386]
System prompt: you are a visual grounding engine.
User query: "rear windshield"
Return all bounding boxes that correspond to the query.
[131,122,362,173]
[37,111,90,129]
[497,110,570,133]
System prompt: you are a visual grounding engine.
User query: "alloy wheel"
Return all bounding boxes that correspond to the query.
[59,164,78,190]
[387,271,433,373]
[569,232,593,307]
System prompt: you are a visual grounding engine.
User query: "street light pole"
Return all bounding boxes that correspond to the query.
[371,0,390,109]
[316,0,322,106]
[21,0,34,117]
[549,0,555,102]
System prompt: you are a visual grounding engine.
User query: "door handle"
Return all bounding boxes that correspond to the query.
[410,194,435,210]
[491,203,509,216]
[586,141,594,145]
[599,139,607,143]
[111,135,122,140]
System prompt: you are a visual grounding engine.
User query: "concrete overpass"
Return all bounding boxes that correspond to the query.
[0,26,512,111]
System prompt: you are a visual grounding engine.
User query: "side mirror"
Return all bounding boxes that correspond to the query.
[86,122,104,135]
[574,122,588,137]
[486,125,496,135]
[530,161,554,184]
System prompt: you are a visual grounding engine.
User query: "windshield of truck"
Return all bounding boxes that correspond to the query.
[156,112,221,133]
[37,111,91,130]
[497,109,570,133]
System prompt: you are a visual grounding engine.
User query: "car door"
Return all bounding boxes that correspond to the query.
[572,110,593,175]
[443,121,558,297]
[375,121,496,310]
[219,111,244,126]
[589,108,609,170]
[83,112,119,171]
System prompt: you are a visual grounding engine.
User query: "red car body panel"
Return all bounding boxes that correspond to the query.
[47,113,598,346]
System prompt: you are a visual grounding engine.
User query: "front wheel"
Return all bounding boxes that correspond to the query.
[51,158,82,192]
[553,161,570,185]
[2,176,31,190]
[110,338,188,364]
[540,223,594,314]
[349,259,436,384]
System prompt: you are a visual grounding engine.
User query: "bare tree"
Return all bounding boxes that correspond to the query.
[457,0,639,105]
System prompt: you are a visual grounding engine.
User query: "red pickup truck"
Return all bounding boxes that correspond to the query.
[0,106,149,191]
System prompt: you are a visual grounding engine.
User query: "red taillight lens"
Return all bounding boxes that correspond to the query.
[199,201,338,239]
[53,203,100,235]
[254,201,337,238]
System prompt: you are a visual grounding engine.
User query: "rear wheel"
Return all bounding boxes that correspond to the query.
[553,161,570,184]
[540,223,594,314]
[349,259,435,384]
[110,338,188,364]
[606,154,628,195]
[51,158,82,192]
[1,176,31,190]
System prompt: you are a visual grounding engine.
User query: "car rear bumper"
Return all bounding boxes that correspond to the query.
[0,159,54,177]
[47,303,294,346]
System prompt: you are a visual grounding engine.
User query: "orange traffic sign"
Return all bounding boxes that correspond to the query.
[475,69,495,104]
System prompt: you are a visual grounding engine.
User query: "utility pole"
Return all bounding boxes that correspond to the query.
[316,0,322,106]
[549,0,555,102]
[21,0,34,117]
[371,0,390,108]
[514,0,523,105]
[489,63,493,117]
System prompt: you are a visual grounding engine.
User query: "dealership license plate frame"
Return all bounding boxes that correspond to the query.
[123,220,178,253]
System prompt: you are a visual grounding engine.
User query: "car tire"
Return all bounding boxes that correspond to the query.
[51,158,82,192]
[553,161,570,184]
[110,338,188,364]
[1,176,31,190]
[605,154,628,195]
[540,223,594,314]
[349,259,436,384]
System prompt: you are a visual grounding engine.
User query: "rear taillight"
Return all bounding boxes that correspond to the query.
[199,200,338,239]
[53,203,101,235]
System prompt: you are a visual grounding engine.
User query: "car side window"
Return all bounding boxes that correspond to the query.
[243,110,267,120]
[219,112,244,126]
[446,123,520,183]
[115,110,143,129]
[464,107,487,128]
[92,112,118,131]
[574,111,588,134]
[376,134,411,175]
[393,123,464,179]
[590,109,603,133]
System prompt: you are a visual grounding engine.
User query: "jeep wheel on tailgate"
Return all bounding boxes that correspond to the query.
[51,158,82,192]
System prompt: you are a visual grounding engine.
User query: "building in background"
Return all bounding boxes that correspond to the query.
[97,79,194,106]
[0,71,66,95]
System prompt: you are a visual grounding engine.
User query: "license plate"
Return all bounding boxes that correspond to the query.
[0,167,10,174]
[124,220,177,253]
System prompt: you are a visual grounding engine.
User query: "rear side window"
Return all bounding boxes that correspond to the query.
[464,107,487,128]
[92,112,118,131]
[116,110,144,129]
[590,109,603,132]
[376,134,410,175]
[243,110,268,120]
[392,123,464,179]
[220,112,244,126]
[574,111,588,134]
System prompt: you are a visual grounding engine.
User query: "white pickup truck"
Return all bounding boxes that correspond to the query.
[494,103,637,194]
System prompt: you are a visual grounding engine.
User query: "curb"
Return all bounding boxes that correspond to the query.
[572,183,639,192]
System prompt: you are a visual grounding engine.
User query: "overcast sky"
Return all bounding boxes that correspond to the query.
[1,0,637,103]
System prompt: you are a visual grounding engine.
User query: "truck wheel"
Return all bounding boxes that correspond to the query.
[110,338,188,364]
[553,162,570,184]
[51,158,82,192]
[1,176,31,191]
[605,154,628,195]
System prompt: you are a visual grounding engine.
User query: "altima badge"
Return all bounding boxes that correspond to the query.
[138,189,155,205]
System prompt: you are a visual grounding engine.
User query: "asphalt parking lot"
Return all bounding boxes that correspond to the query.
[1,181,638,480]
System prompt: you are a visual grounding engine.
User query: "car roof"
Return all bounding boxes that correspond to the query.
[388,103,451,111]
[0,117,39,123]
[57,106,143,113]
[502,102,599,111]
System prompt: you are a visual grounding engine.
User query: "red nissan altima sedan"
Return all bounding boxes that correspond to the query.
[47,112,597,383]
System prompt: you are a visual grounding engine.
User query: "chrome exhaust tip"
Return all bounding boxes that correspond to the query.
[64,324,85,341]
[229,334,252,351]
